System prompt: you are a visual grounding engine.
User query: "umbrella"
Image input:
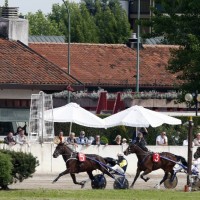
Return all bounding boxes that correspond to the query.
[44,102,105,129]
[103,105,181,128]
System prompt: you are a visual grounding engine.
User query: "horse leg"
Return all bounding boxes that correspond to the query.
[153,171,169,189]
[130,168,141,188]
[52,169,69,183]
[140,169,152,182]
[70,173,87,188]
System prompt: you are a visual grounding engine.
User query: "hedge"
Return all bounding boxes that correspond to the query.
[0,152,13,189]
[0,150,39,189]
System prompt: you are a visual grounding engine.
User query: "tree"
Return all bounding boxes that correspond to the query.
[26,10,63,35]
[144,0,200,94]
[27,0,131,44]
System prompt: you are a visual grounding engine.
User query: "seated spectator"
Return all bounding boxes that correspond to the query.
[77,131,89,145]
[132,127,148,142]
[4,131,16,146]
[193,133,200,146]
[14,125,28,136]
[111,135,122,145]
[15,128,28,145]
[14,126,23,136]
[156,131,168,146]
[88,136,94,145]
[58,130,65,143]
[91,135,106,145]
[133,132,148,151]
[65,132,78,147]
[122,138,127,144]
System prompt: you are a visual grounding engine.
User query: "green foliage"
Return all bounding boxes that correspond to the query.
[143,0,200,95]
[26,10,63,35]
[0,153,13,188]
[0,150,39,187]
[27,0,131,44]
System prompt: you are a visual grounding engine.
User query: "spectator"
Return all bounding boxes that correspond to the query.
[156,131,168,146]
[111,135,122,145]
[193,133,200,146]
[4,131,16,146]
[59,130,65,143]
[133,132,148,151]
[14,126,23,136]
[91,135,106,145]
[132,127,148,141]
[14,125,28,136]
[88,136,94,145]
[15,129,28,145]
[77,131,89,145]
[122,138,127,144]
[66,132,78,147]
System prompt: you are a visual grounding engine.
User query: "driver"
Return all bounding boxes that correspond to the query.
[110,153,128,175]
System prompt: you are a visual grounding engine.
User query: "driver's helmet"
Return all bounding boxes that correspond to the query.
[117,153,124,158]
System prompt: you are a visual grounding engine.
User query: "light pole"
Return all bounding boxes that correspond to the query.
[136,0,140,93]
[184,92,200,190]
[62,0,71,103]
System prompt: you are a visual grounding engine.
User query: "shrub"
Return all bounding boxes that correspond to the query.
[0,152,13,189]
[0,150,39,189]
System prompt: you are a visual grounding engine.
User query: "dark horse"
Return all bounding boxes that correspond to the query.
[124,143,187,188]
[52,143,113,187]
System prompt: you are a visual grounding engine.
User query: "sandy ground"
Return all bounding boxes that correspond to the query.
[9,172,188,191]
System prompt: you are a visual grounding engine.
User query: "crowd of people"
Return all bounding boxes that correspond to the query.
[3,126,29,147]
[4,126,200,148]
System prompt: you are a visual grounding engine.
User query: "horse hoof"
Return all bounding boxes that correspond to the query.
[154,184,160,189]
[81,181,86,188]
[145,177,150,182]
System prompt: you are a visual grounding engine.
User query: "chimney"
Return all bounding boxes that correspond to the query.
[0,7,28,45]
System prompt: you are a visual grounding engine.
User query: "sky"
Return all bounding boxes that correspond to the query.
[0,0,79,14]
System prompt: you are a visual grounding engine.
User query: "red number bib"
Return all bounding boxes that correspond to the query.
[78,153,86,162]
[153,153,160,162]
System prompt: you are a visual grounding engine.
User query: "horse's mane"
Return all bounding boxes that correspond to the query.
[130,143,150,154]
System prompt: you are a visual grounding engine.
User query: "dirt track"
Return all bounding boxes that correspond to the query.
[9,172,188,190]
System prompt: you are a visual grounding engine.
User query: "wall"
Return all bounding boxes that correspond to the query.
[0,143,197,175]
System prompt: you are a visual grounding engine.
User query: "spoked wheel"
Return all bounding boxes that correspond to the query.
[113,177,129,189]
[164,175,178,189]
[91,174,107,189]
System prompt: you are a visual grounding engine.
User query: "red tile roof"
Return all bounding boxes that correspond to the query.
[0,38,79,90]
[29,42,180,89]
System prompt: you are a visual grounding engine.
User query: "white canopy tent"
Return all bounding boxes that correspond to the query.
[103,105,182,128]
[44,103,105,133]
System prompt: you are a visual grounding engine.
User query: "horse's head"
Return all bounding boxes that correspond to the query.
[194,147,200,159]
[53,143,67,158]
[124,144,137,156]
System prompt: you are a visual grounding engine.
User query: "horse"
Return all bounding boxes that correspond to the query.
[52,143,113,187]
[124,143,187,188]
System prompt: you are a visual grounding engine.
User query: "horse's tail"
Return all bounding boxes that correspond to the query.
[175,155,188,167]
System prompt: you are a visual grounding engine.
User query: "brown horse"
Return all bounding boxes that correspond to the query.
[52,143,113,187]
[124,143,187,188]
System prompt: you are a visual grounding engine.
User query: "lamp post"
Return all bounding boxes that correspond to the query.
[62,0,71,103]
[184,91,200,190]
[136,0,140,93]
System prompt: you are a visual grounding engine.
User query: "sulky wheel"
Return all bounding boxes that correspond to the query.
[91,174,107,189]
[164,175,178,189]
[113,177,129,189]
